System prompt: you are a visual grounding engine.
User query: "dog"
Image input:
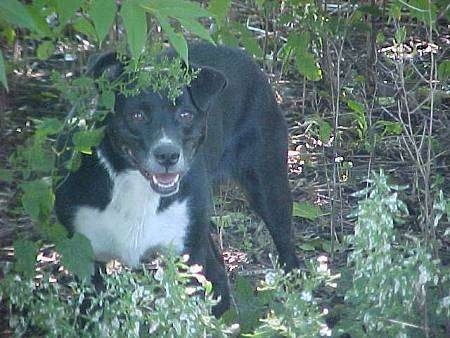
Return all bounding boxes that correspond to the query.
[55,43,300,316]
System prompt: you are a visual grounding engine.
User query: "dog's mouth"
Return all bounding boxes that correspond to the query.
[143,170,181,196]
[123,147,181,196]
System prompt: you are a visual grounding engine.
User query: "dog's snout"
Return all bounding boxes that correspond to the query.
[153,144,181,167]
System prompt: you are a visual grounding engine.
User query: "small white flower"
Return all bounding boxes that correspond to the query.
[265,271,278,285]
[319,324,332,336]
[300,291,312,302]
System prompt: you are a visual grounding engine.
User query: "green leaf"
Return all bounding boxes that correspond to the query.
[35,118,63,137]
[295,51,321,81]
[347,100,364,113]
[239,27,263,58]
[299,243,315,251]
[26,3,52,36]
[319,120,332,143]
[57,233,94,281]
[19,140,55,173]
[0,169,14,183]
[394,26,406,44]
[36,40,54,60]
[72,127,105,154]
[374,120,403,136]
[154,13,188,64]
[0,51,8,91]
[0,0,37,31]
[408,0,436,28]
[357,4,382,17]
[13,239,39,279]
[177,17,214,44]
[234,276,267,333]
[218,27,240,47]
[88,0,117,43]
[293,201,322,220]
[121,0,147,57]
[438,60,450,82]
[21,179,54,222]
[41,222,69,243]
[144,0,212,19]
[98,89,115,110]
[55,0,83,26]
[287,32,310,54]
[208,0,231,23]
[73,16,97,40]
[231,22,262,58]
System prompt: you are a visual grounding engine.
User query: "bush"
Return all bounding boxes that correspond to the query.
[1,254,230,337]
[340,171,446,337]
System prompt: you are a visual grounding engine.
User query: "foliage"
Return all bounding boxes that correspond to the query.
[0,0,214,88]
[0,0,213,280]
[340,171,447,336]
[98,49,198,103]
[292,201,322,221]
[243,261,332,337]
[208,0,263,58]
[1,0,449,336]
[0,254,229,337]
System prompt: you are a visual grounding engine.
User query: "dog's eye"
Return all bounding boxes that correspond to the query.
[129,111,145,122]
[177,111,194,123]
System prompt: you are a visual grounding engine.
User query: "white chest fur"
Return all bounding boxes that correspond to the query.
[73,170,189,267]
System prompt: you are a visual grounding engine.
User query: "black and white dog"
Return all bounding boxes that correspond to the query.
[55,43,299,316]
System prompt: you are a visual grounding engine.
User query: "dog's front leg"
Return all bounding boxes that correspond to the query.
[186,230,230,317]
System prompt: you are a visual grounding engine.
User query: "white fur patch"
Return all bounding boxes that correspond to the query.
[73,170,189,267]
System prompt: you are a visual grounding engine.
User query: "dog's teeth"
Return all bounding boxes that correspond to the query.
[152,175,158,185]
[152,174,180,188]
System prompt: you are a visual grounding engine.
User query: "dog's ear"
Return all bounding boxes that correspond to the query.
[87,51,123,81]
[188,66,227,111]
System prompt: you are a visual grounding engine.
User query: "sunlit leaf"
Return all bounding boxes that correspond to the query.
[408,0,436,28]
[375,120,403,136]
[121,0,147,57]
[0,0,37,31]
[295,51,321,81]
[89,0,117,43]
[0,51,8,91]
[57,233,94,281]
[55,0,83,26]
[438,60,450,82]
[41,222,69,243]
[230,22,262,58]
[233,276,266,332]
[13,239,39,278]
[299,243,315,251]
[287,32,310,53]
[72,127,105,154]
[208,0,231,23]
[20,141,55,173]
[73,16,97,40]
[154,13,188,64]
[319,120,332,143]
[35,118,63,137]
[21,179,54,222]
[293,201,322,220]
[36,40,54,60]
[145,0,211,19]
[177,17,214,44]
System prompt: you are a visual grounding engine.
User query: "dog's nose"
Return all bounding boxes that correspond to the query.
[153,144,181,167]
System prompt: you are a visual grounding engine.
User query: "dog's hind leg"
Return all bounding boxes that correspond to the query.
[232,140,300,271]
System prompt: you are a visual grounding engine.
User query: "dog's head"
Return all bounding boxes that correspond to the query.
[89,51,227,196]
